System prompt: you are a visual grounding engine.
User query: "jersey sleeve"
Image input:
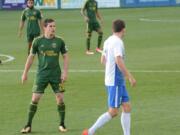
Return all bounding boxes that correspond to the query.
[82,1,87,10]
[114,40,123,57]
[30,39,38,55]
[21,10,26,21]
[60,40,68,55]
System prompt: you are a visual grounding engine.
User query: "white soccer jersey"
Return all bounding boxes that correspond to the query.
[102,35,125,86]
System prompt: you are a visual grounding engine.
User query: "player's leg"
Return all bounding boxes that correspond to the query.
[21,81,47,133]
[95,23,103,53]
[51,81,67,132]
[21,93,43,133]
[83,86,120,135]
[121,85,131,135]
[56,92,67,132]
[86,23,94,55]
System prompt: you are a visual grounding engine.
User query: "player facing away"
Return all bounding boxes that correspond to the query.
[18,0,43,55]
[82,19,136,135]
[81,0,103,55]
[21,18,69,133]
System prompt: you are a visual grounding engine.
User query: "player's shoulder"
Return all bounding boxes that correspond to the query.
[22,7,29,12]
[34,35,44,42]
[55,36,65,42]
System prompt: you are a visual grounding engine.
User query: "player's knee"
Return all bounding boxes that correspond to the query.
[122,103,131,113]
[109,108,119,117]
[56,93,64,104]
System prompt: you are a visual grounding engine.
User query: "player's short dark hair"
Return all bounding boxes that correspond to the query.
[44,18,55,27]
[112,19,126,32]
[27,0,34,2]
[26,0,34,8]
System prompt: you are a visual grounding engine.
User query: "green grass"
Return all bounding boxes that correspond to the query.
[0,7,180,135]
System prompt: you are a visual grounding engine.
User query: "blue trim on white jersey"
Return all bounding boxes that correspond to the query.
[115,64,125,86]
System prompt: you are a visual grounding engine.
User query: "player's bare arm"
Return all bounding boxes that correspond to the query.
[39,19,44,34]
[81,8,89,22]
[101,55,106,65]
[115,56,136,87]
[18,20,25,37]
[96,11,103,24]
[61,53,69,82]
[22,54,35,84]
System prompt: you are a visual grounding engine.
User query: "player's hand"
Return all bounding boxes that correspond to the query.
[84,16,89,22]
[128,75,136,87]
[61,72,67,83]
[21,73,28,84]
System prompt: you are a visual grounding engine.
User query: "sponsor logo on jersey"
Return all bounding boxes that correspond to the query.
[52,43,57,48]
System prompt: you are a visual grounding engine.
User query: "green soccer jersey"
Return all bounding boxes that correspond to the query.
[31,36,67,78]
[21,7,42,36]
[83,0,98,23]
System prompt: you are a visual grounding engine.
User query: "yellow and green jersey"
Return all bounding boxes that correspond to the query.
[21,7,42,36]
[83,0,98,23]
[31,36,68,78]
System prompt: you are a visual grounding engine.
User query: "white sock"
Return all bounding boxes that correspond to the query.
[88,112,112,135]
[121,112,131,135]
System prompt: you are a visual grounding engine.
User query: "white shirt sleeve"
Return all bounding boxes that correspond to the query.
[114,40,123,57]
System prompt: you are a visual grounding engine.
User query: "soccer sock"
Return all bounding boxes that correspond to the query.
[97,33,103,48]
[86,37,90,50]
[26,102,38,126]
[121,112,131,135]
[57,102,66,126]
[88,112,112,135]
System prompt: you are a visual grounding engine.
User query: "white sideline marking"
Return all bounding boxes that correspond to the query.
[139,18,180,23]
[0,54,15,63]
[0,69,180,73]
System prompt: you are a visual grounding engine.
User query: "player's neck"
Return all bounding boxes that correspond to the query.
[44,34,55,39]
[113,32,123,39]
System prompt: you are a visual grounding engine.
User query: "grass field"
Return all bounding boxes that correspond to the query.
[0,6,180,135]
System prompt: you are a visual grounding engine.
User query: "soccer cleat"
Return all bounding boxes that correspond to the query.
[20,125,31,134]
[96,48,103,53]
[82,129,89,135]
[59,125,67,132]
[86,50,94,55]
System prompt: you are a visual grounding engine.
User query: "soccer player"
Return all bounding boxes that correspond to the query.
[81,0,103,55]
[21,18,69,133]
[82,19,136,135]
[18,0,43,55]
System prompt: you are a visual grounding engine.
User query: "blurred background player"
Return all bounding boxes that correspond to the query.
[81,0,103,55]
[18,0,43,55]
[21,18,68,133]
[82,19,136,135]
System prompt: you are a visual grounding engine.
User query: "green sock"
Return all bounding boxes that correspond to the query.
[57,103,65,126]
[86,38,90,50]
[26,102,38,126]
[97,33,103,48]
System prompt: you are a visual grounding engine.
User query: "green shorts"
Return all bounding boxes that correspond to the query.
[27,33,40,43]
[32,77,65,94]
[87,21,101,33]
